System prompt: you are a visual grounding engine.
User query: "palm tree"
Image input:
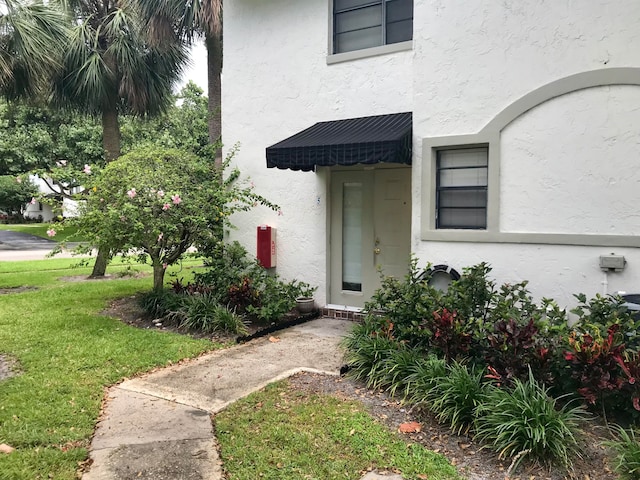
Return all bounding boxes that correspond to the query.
[53,0,188,276]
[0,0,68,100]
[136,0,223,164]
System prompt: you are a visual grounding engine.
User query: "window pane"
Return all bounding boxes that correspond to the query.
[438,189,487,208]
[439,167,488,187]
[439,148,487,169]
[386,0,413,23]
[438,208,487,229]
[436,147,489,230]
[386,19,413,44]
[335,26,382,53]
[335,0,379,12]
[335,5,382,34]
[343,183,362,291]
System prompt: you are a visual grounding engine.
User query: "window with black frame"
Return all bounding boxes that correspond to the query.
[333,0,413,54]
[436,147,488,230]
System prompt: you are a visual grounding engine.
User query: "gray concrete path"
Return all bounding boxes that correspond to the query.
[83,318,366,480]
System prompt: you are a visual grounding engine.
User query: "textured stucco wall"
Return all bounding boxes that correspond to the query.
[412,0,640,307]
[223,0,412,305]
[222,0,640,308]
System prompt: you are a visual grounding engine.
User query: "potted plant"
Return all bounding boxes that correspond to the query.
[294,282,318,314]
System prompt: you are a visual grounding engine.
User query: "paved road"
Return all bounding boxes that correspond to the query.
[0,229,56,250]
[0,230,88,261]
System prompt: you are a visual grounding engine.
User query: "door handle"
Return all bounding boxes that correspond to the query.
[374,247,381,255]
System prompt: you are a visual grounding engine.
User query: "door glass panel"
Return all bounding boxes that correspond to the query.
[342,183,362,291]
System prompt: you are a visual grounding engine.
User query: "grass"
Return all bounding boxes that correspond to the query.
[216,381,462,480]
[0,223,84,242]
[0,258,216,479]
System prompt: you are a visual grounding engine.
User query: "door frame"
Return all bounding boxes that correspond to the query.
[326,164,412,308]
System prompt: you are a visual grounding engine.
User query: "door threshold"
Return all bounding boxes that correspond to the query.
[322,304,365,321]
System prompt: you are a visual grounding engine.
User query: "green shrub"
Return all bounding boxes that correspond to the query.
[474,370,586,471]
[605,424,640,479]
[426,362,486,435]
[195,241,316,323]
[175,294,249,335]
[341,323,400,389]
[404,355,448,406]
[139,289,185,318]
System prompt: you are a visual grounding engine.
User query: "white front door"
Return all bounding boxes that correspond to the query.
[330,167,412,308]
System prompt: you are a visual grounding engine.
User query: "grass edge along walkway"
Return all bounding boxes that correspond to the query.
[0,259,216,479]
[216,380,462,480]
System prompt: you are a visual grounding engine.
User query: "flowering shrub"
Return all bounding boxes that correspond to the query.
[71,146,278,291]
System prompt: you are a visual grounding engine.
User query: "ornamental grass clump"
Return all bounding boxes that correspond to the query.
[426,361,486,435]
[474,369,587,471]
[174,294,249,335]
[605,424,640,479]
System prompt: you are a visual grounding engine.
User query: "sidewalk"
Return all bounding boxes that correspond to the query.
[82,318,361,480]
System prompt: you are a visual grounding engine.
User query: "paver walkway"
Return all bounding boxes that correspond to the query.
[83,317,384,480]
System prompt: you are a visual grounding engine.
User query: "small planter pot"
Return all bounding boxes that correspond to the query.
[296,296,316,314]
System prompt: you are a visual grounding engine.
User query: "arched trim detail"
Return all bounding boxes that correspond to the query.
[482,67,640,134]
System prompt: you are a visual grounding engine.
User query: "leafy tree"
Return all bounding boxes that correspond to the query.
[0,0,68,99]
[136,0,223,162]
[0,100,103,177]
[0,174,37,218]
[71,146,277,291]
[51,0,189,276]
[120,81,209,158]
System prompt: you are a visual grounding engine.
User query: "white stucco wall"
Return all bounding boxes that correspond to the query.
[500,85,640,236]
[223,0,412,305]
[223,0,640,309]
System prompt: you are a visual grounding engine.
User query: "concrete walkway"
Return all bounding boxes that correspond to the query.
[83,317,394,480]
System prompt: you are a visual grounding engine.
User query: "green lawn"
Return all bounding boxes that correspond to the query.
[0,223,85,243]
[0,258,215,479]
[217,381,462,480]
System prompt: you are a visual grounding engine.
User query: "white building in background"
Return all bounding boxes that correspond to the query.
[220,0,640,312]
[23,175,79,222]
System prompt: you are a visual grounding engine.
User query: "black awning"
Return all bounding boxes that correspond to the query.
[266,112,412,172]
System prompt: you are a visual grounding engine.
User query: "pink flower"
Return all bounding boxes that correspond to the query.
[83,164,91,174]
[127,188,137,199]
[162,203,170,211]
[171,194,181,205]
[46,228,56,237]
[157,189,164,198]
[277,209,283,216]
[157,233,163,241]
[162,263,168,269]
[30,198,37,205]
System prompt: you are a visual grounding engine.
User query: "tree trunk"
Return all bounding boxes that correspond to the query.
[90,248,109,279]
[102,101,121,161]
[153,263,166,292]
[91,99,121,277]
[206,32,223,168]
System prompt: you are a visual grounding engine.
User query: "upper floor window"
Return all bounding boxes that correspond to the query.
[436,147,488,230]
[333,0,413,54]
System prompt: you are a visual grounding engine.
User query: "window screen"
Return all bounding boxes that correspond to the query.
[334,0,413,54]
[436,148,488,229]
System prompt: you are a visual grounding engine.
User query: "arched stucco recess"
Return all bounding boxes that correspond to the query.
[421,67,640,247]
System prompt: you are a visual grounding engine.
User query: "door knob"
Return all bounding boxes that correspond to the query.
[374,247,381,255]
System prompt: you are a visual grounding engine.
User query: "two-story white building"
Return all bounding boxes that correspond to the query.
[222,0,640,313]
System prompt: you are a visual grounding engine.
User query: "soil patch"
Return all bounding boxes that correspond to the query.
[60,272,149,282]
[287,373,616,480]
[0,286,38,295]
[0,354,20,382]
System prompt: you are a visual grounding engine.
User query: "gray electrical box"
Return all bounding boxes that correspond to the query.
[600,254,626,271]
